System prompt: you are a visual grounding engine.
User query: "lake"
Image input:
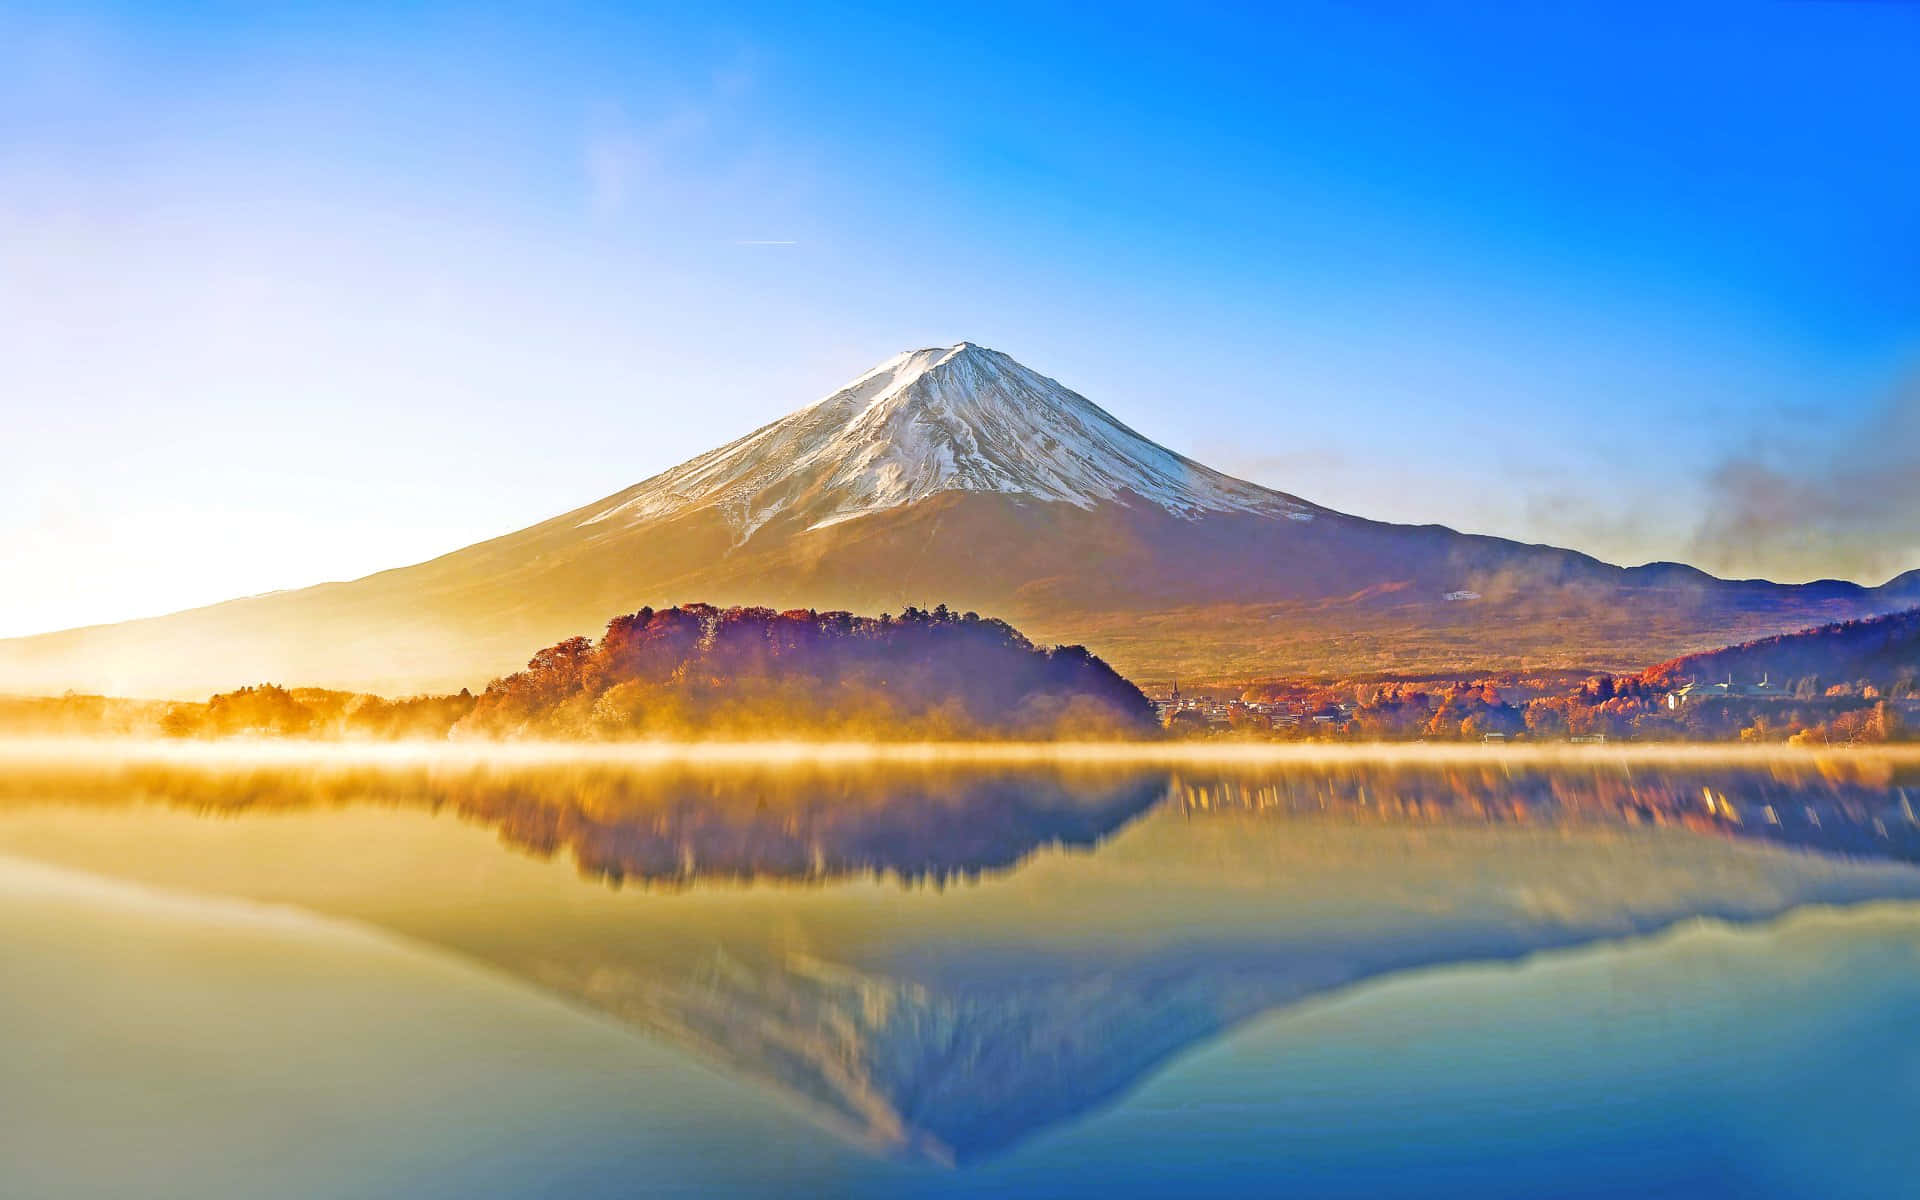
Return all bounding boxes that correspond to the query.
[2,744,1918,1198]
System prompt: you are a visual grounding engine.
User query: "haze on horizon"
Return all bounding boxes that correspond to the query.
[3,1,1917,638]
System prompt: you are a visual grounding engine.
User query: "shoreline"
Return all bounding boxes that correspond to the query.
[2,735,1918,771]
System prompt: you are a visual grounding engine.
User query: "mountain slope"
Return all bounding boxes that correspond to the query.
[577,343,1308,540]
[4,342,1918,697]
[1641,607,1920,692]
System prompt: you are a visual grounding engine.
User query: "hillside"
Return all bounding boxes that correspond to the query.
[453,603,1156,740]
[42,604,1153,741]
[3,342,1916,697]
[1642,607,1920,695]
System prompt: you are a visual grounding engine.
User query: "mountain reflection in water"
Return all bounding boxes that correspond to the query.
[3,750,1920,1165]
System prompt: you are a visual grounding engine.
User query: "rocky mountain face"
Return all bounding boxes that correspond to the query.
[3,342,1917,696]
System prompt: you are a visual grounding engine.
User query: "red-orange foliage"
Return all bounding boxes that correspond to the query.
[458,603,1157,740]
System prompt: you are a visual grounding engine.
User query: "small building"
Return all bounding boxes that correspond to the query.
[1668,681,1718,709]
[1666,675,1782,710]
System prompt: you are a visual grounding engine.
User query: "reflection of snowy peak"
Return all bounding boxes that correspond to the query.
[581,342,1309,541]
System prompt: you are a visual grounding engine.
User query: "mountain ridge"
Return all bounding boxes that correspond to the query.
[3,342,1917,698]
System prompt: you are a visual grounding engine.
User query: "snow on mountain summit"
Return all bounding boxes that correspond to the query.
[582,342,1309,541]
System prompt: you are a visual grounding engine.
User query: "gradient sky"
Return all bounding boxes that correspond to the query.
[3,1,1917,637]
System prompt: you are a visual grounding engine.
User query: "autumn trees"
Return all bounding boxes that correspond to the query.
[158,686,476,739]
[455,604,1158,740]
[122,604,1152,741]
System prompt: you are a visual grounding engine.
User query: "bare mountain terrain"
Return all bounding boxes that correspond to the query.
[4,342,1916,697]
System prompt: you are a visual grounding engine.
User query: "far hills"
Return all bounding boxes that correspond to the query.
[2,341,1916,698]
[1643,607,1920,695]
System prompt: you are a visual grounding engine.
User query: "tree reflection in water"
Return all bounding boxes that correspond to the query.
[1167,758,1920,866]
[7,753,1916,883]
[4,750,1920,1164]
[0,758,1173,887]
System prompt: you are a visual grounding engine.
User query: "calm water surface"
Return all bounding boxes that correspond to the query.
[2,750,1917,1198]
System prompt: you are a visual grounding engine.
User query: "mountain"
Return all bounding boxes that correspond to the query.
[583,343,1310,538]
[4,341,1919,697]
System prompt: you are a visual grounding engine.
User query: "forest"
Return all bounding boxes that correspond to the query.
[454,603,1157,740]
[1641,607,1920,695]
[102,604,1151,741]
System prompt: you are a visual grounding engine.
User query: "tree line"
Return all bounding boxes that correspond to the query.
[456,603,1157,740]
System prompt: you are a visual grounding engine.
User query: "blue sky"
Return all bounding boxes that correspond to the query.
[3,1,1917,635]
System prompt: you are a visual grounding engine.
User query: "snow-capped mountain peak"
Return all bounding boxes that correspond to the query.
[581,342,1308,541]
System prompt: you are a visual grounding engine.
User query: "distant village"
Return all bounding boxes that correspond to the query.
[1150,669,1919,744]
[1151,681,1352,732]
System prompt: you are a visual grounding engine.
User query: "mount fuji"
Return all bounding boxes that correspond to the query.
[575,342,1311,539]
[4,342,1916,697]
